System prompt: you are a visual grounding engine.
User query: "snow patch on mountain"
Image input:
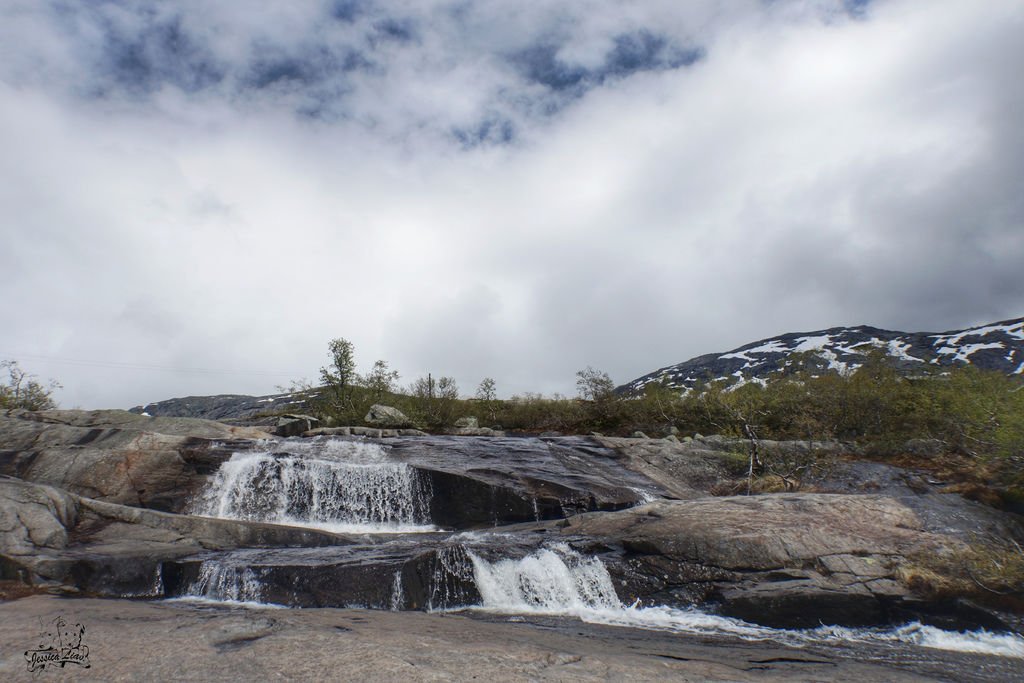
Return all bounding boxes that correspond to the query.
[619,316,1024,396]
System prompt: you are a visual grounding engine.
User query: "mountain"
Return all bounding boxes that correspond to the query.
[129,392,313,421]
[618,316,1024,395]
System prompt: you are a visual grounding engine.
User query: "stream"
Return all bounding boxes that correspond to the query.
[168,436,1024,678]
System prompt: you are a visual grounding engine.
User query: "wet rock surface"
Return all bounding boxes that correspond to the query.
[0,476,350,596]
[563,494,1023,629]
[386,435,663,526]
[2,408,1024,670]
[0,410,269,512]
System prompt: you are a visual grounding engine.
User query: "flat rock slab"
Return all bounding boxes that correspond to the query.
[0,595,994,682]
[4,409,273,440]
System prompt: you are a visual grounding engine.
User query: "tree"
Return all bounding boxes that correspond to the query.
[410,374,460,429]
[576,367,625,431]
[0,360,61,411]
[576,366,615,402]
[476,377,498,423]
[476,377,497,402]
[319,338,360,416]
[364,360,400,403]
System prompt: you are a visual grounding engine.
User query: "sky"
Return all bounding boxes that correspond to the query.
[1,0,1022,409]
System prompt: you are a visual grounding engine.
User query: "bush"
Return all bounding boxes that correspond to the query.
[0,360,60,411]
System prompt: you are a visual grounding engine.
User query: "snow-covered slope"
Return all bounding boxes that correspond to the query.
[619,317,1024,395]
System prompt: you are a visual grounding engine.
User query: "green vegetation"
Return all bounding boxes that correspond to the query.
[900,536,1024,602]
[0,360,60,411]
[294,339,1024,504]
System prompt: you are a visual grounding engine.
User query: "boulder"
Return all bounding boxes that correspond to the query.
[454,416,479,429]
[0,412,254,512]
[364,404,414,428]
[0,476,349,594]
[561,493,1023,628]
[276,414,319,437]
[302,427,352,437]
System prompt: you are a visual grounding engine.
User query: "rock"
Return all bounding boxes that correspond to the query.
[454,416,479,429]
[386,436,663,527]
[398,429,429,436]
[0,476,349,594]
[561,493,1023,628]
[350,427,383,438]
[5,409,272,440]
[694,434,847,459]
[631,431,649,439]
[594,436,748,499]
[668,426,681,436]
[302,427,352,437]
[0,412,254,512]
[663,435,679,443]
[446,427,506,437]
[539,431,562,438]
[0,595,972,683]
[364,405,413,428]
[275,414,319,437]
[0,477,76,585]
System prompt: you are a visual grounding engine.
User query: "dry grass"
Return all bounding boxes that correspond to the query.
[900,539,1024,601]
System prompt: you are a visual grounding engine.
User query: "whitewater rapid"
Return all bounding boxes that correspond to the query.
[189,439,434,533]
[182,441,1024,660]
[465,545,1024,660]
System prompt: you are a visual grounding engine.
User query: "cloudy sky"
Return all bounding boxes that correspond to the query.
[1,0,1022,409]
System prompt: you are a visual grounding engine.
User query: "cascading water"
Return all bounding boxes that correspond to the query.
[178,438,1024,661]
[469,545,619,613]
[185,561,267,605]
[190,439,434,533]
[466,546,1024,659]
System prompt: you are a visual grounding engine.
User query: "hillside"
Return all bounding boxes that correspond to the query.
[131,392,314,421]
[619,316,1024,395]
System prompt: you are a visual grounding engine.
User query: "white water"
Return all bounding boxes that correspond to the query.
[177,560,273,607]
[190,439,434,533]
[467,545,1024,659]
[470,545,619,612]
[390,570,405,611]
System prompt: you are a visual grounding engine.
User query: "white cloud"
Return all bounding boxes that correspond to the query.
[1,0,1021,408]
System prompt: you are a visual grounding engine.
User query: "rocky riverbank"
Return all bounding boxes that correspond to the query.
[7,594,1013,682]
[2,408,1023,679]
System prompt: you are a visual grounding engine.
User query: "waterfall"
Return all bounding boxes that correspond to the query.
[186,561,265,604]
[468,545,620,613]
[468,547,1024,659]
[389,571,404,611]
[190,439,433,533]
[426,545,479,610]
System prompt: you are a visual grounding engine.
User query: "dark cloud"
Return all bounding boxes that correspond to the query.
[330,0,367,24]
[372,17,417,44]
[512,31,702,97]
[452,115,516,148]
